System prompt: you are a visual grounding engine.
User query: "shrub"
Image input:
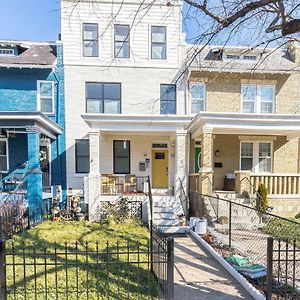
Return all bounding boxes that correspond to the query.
[256,183,269,212]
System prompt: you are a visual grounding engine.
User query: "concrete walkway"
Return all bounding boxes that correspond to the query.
[174,235,253,300]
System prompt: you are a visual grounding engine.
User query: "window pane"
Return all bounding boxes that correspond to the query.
[161,85,176,101]
[0,156,7,171]
[241,142,253,157]
[114,141,130,157]
[40,82,53,97]
[259,143,271,157]
[261,102,273,113]
[76,157,90,173]
[115,25,129,42]
[41,99,53,113]
[104,99,120,114]
[152,44,166,59]
[76,140,89,156]
[260,86,274,102]
[190,84,204,100]
[241,158,253,170]
[87,99,103,113]
[242,102,255,113]
[115,42,130,58]
[0,141,7,155]
[104,84,121,100]
[152,26,166,43]
[242,85,256,101]
[83,41,98,57]
[191,100,204,114]
[86,83,102,99]
[114,157,130,174]
[161,101,175,114]
[259,157,271,172]
[83,24,98,40]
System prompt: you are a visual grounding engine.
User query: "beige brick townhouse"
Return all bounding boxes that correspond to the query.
[187,42,300,216]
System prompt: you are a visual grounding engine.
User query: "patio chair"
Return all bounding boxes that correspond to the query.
[101,174,116,195]
[124,175,137,194]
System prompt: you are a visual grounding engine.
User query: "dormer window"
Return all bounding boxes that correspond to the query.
[0,48,15,56]
[243,55,257,61]
[225,54,240,60]
[224,52,258,61]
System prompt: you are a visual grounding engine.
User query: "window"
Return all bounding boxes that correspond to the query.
[151,26,166,60]
[37,81,54,114]
[241,85,275,114]
[113,140,130,174]
[0,49,14,56]
[83,23,99,57]
[240,141,272,173]
[75,139,90,173]
[190,83,205,114]
[0,139,8,172]
[160,84,176,114]
[114,25,130,58]
[225,54,240,60]
[243,55,257,61]
[86,82,121,114]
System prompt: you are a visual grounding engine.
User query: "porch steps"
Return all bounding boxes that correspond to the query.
[152,195,189,234]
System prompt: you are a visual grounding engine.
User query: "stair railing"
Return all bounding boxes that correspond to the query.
[177,178,189,220]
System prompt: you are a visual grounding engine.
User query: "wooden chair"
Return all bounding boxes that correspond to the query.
[124,175,137,194]
[101,174,116,194]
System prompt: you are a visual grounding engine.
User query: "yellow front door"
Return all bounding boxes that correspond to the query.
[152,150,168,188]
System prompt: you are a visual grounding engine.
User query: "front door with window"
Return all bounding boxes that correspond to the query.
[152,150,168,188]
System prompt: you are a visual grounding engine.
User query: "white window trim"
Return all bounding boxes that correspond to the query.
[149,25,167,61]
[0,49,14,56]
[188,82,206,115]
[37,80,55,115]
[240,140,273,173]
[0,138,9,172]
[241,84,276,114]
[81,22,100,59]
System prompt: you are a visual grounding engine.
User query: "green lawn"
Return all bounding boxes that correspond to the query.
[6,220,157,300]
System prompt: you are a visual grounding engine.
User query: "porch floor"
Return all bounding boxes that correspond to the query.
[174,235,251,299]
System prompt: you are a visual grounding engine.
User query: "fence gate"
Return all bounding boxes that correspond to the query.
[266,237,300,300]
[0,232,174,300]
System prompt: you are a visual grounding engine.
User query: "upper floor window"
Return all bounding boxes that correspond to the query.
[0,139,8,172]
[241,85,275,114]
[75,139,90,173]
[114,25,130,58]
[83,23,99,57]
[190,83,205,114]
[37,81,54,114]
[86,82,121,114]
[0,49,14,56]
[151,26,166,60]
[160,84,176,114]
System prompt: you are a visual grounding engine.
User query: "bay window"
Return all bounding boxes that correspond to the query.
[240,141,272,173]
[241,85,275,113]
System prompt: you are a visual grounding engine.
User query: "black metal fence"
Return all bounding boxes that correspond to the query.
[266,237,300,300]
[0,226,174,300]
[189,191,300,296]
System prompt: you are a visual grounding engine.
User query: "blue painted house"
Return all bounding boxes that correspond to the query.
[0,40,66,218]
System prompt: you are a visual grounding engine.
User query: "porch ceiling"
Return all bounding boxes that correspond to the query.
[0,112,63,139]
[81,113,192,133]
[186,112,300,139]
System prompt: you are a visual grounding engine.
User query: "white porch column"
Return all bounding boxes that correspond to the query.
[175,130,188,200]
[88,130,101,221]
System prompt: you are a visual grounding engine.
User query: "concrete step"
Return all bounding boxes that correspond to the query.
[153,207,174,213]
[154,219,180,226]
[158,226,189,234]
[154,213,177,220]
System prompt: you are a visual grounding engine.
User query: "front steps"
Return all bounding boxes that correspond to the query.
[152,193,189,234]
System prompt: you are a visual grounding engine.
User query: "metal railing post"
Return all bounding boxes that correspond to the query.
[167,237,174,300]
[0,239,7,300]
[266,237,274,300]
[229,201,232,248]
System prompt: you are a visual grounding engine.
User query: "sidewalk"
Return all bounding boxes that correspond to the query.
[174,235,253,300]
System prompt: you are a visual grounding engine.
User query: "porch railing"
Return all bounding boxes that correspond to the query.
[250,173,300,195]
[100,175,148,195]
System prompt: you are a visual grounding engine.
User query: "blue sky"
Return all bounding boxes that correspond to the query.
[0,0,61,41]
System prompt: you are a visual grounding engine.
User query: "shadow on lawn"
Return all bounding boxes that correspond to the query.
[5,221,158,300]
